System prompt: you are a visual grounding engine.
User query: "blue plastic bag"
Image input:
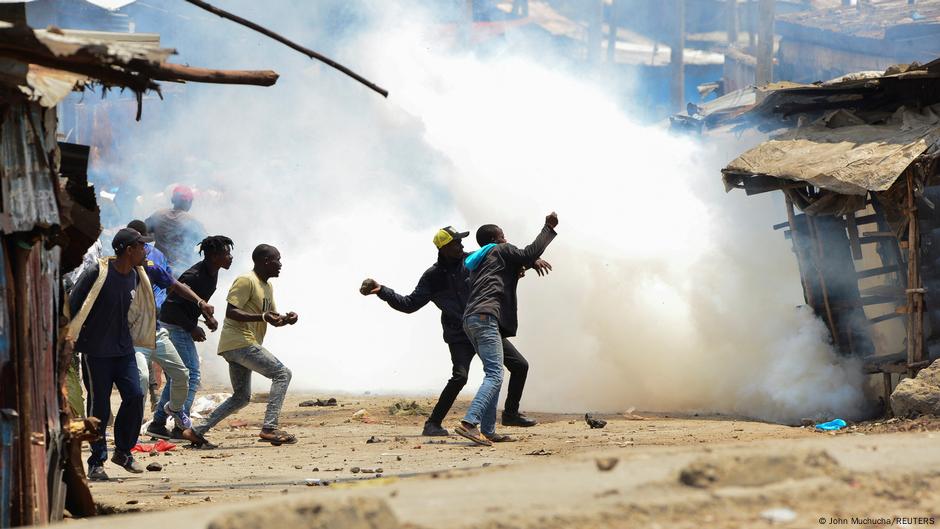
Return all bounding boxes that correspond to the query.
[814,419,847,431]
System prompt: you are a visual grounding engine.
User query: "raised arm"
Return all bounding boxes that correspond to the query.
[501,212,559,266]
[361,271,435,314]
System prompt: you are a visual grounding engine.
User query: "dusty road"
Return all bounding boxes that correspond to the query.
[70,391,940,528]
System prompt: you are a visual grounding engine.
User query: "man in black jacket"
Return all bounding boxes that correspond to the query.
[455,212,558,446]
[360,226,542,437]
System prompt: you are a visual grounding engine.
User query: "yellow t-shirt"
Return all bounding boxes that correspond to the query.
[218,271,276,354]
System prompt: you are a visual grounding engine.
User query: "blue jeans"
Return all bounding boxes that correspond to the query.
[194,344,292,434]
[462,314,504,436]
[151,323,200,425]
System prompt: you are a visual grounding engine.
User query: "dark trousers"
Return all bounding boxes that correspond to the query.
[82,353,144,467]
[428,339,528,425]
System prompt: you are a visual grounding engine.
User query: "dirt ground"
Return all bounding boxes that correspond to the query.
[73,390,940,528]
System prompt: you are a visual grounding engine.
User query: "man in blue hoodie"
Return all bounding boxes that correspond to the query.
[456,212,558,446]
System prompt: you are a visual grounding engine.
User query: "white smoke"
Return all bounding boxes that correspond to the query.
[101,1,871,424]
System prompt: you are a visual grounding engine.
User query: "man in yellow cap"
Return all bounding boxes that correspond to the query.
[360,226,538,437]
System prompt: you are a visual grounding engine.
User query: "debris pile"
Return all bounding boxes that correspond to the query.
[891,359,940,417]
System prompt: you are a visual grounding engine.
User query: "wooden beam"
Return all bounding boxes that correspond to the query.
[856,265,902,279]
[846,211,862,260]
[869,312,904,324]
[755,0,775,85]
[671,0,685,112]
[151,63,279,86]
[905,170,925,376]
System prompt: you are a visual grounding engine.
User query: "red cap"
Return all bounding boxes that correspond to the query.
[172,185,194,201]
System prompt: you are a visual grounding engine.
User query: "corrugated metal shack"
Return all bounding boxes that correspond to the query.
[0,7,278,525]
[776,0,940,83]
[716,58,940,412]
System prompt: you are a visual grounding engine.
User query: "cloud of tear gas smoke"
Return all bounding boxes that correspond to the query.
[98,1,872,424]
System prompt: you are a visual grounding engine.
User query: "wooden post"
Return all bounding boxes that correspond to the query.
[806,215,841,351]
[756,0,775,85]
[671,0,685,112]
[785,196,816,308]
[607,0,619,63]
[11,243,37,526]
[727,0,739,45]
[906,170,924,377]
[587,0,604,63]
[883,372,893,416]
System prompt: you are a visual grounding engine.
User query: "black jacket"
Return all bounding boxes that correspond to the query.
[463,225,556,337]
[377,253,471,345]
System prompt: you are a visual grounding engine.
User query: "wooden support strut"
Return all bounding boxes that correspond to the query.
[846,211,863,260]
[905,170,925,377]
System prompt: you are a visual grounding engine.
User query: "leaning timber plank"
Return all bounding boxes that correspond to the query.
[857,265,902,279]
[846,212,863,260]
[861,231,896,238]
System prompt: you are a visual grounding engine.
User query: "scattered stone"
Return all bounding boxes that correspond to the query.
[585,414,607,429]
[526,449,552,456]
[800,418,815,427]
[299,398,338,407]
[126,500,138,505]
[482,463,491,467]
[161,477,170,482]
[760,507,797,523]
[204,497,212,502]
[293,465,303,470]
[595,457,619,471]
[146,462,163,472]
[163,495,171,500]
[352,409,367,418]
[387,400,429,417]
[312,467,319,472]
[891,359,940,417]
[304,478,328,486]
[396,456,402,461]
[366,436,385,444]
[351,467,361,474]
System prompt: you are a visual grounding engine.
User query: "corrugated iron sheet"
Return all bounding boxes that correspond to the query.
[0,104,60,233]
[723,105,940,195]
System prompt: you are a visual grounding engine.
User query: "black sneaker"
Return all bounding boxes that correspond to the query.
[501,412,537,427]
[88,465,109,481]
[146,421,172,440]
[110,452,145,474]
[421,421,450,436]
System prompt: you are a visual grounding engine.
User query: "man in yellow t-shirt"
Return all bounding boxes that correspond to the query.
[192,244,299,446]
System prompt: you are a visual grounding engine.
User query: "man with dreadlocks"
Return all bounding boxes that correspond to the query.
[147,235,234,440]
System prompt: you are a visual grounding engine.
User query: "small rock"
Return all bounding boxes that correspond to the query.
[161,477,169,482]
[146,462,162,472]
[396,456,402,461]
[595,457,619,471]
[163,495,171,500]
[585,414,607,429]
[293,465,303,470]
[312,467,319,472]
[204,497,211,502]
[351,467,361,473]
[126,500,138,505]
[366,436,384,444]
[800,418,815,427]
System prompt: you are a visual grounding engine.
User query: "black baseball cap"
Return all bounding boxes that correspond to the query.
[112,227,152,253]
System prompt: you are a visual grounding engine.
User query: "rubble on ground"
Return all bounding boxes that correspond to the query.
[891,360,940,417]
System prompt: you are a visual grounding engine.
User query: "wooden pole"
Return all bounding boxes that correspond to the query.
[587,0,603,64]
[181,0,387,97]
[671,0,685,112]
[607,0,619,63]
[756,0,775,85]
[152,63,279,86]
[906,170,924,377]
[727,0,739,45]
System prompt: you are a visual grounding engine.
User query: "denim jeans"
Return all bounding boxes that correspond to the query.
[194,344,292,434]
[82,353,144,467]
[152,323,201,424]
[462,314,504,436]
[135,328,189,427]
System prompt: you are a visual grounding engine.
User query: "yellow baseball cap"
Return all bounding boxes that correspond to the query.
[433,226,470,249]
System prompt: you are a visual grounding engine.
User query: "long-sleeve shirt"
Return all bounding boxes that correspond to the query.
[377,254,471,345]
